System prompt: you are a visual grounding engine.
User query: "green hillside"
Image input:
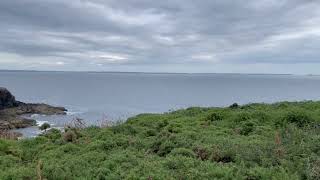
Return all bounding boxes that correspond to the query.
[1,101,320,179]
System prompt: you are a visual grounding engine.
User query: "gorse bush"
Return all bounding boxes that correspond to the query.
[304,155,320,180]
[283,110,314,127]
[205,112,223,122]
[39,123,50,131]
[63,130,78,142]
[0,101,319,179]
[170,148,196,158]
[239,121,256,135]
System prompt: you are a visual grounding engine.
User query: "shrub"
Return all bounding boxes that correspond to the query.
[63,130,77,142]
[0,140,10,154]
[145,129,157,137]
[111,124,137,135]
[234,112,252,123]
[210,145,236,163]
[283,110,313,127]
[229,103,239,109]
[157,119,169,129]
[157,140,176,156]
[239,121,256,136]
[194,146,210,161]
[170,148,196,158]
[205,112,223,122]
[306,155,320,180]
[39,123,50,131]
[165,123,182,133]
[43,128,61,140]
[184,107,207,116]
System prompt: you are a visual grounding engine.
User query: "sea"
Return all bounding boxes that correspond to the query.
[1,70,320,137]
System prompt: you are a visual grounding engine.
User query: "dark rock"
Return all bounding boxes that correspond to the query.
[0,87,67,130]
[0,88,18,110]
[8,102,67,115]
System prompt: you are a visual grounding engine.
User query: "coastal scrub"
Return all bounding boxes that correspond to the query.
[0,101,320,179]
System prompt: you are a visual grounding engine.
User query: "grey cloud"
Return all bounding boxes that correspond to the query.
[0,0,320,73]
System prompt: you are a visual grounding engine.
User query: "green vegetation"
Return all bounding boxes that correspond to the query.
[1,101,320,179]
[39,123,51,131]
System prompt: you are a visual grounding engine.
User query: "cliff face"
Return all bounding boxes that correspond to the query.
[0,87,67,130]
[0,88,18,110]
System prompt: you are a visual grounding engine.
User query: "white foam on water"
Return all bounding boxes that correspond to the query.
[66,111,83,115]
[36,120,50,126]
[30,114,40,118]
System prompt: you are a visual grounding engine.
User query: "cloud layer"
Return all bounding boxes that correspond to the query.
[0,0,320,73]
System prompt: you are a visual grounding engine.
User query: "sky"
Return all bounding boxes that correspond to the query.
[0,0,320,74]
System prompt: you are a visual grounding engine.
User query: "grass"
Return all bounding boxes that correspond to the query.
[0,101,320,179]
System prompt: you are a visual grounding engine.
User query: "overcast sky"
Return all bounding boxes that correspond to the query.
[0,0,320,74]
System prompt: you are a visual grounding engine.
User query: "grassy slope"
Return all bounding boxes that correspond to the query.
[0,101,320,180]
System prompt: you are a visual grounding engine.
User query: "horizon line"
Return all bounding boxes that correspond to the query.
[0,69,319,76]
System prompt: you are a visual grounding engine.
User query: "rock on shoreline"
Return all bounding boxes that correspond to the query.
[0,87,18,109]
[0,87,67,130]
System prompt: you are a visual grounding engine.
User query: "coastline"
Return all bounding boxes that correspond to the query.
[0,87,67,138]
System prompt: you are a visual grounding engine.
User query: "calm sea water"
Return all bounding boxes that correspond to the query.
[1,71,320,137]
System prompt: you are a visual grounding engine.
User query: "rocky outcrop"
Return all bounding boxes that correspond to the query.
[2,102,67,116]
[0,88,67,130]
[0,87,18,110]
